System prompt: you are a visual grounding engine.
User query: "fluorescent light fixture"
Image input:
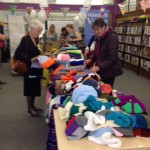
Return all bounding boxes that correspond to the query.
[56,0,105,5]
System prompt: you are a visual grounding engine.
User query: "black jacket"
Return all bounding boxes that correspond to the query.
[14,35,42,76]
[92,28,123,80]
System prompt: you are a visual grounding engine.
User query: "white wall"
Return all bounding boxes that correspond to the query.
[0,10,78,23]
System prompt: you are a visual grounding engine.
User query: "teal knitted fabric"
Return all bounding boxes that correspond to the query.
[84,96,115,112]
[106,112,136,128]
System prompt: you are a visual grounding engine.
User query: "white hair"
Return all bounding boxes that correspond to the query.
[28,19,43,31]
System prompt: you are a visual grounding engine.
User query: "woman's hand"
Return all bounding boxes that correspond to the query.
[0,34,8,41]
[90,64,100,73]
[84,59,91,66]
[67,38,74,42]
[61,39,67,43]
[31,55,40,62]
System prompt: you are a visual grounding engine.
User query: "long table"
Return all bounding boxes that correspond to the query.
[53,109,150,150]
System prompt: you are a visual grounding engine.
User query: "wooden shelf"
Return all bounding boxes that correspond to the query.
[118,50,124,53]
[119,42,143,47]
[140,56,150,61]
[117,33,126,35]
[125,33,141,36]
[123,61,139,72]
[139,67,150,78]
[143,34,150,36]
[116,16,150,78]
[124,51,139,57]
[119,50,140,57]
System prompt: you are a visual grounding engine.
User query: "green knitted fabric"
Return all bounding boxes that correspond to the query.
[67,50,82,55]
[122,103,143,114]
[62,96,72,107]
[134,103,143,113]
[68,103,87,120]
[122,103,132,114]
[114,98,120,104]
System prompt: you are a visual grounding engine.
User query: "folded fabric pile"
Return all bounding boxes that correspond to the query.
[63,71,101,95]
[61,49,85,71]
[31,55,65,75]
[67,50,83,59]
[61,46,78,51]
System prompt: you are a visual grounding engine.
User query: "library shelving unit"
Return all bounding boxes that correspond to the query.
[115,10,150,78]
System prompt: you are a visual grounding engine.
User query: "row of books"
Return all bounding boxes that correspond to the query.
[124,54,139,66]
[142,36,150,47]
[119,43,150,59]
[141,59,150,71]
[118,52,150,71]
[115,26,126,34]
[118,35,150,48]
[115,25,150,35]
[118,35,141,45]
[125,36,141,45]
[126,25,142,35]
[144,26,150,35]
[141,47,150,58]
[118,35,125,43]
[119,44,124,51]
[118,52,123,60]
[124,45,140,55]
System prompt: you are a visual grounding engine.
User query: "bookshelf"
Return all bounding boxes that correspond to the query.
[115,20,150,78]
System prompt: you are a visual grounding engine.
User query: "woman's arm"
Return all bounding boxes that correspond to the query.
[55,33,58,41]
[68,31,82,42]
[74,31,82,41]
[0,34,7,41]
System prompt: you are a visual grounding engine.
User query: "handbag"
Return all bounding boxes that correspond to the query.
[12,59,28,75]
[12,37,28,75]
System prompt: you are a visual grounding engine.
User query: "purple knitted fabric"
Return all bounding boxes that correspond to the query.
[112,95,147,114]
[65,116,88,140]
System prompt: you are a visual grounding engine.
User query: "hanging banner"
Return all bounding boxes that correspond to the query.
[44,7,51,18]
[118,0,127,15]
[139,0,149,13]
[84,9,110,45]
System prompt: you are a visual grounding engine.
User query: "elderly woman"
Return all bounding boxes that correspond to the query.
[85,18,123,87]
[65,24,82,46]
[14,19,43,117]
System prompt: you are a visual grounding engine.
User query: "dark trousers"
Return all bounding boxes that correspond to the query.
[102,77,115,88]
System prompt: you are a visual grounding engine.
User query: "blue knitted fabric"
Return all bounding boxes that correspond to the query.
[72,85,98,104]
[132,114,147,129]
[106,112,136,128]
[88,127,114,137]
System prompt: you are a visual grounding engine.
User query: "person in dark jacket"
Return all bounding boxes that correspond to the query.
[14,19,43,117]
[84,18,123,87]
